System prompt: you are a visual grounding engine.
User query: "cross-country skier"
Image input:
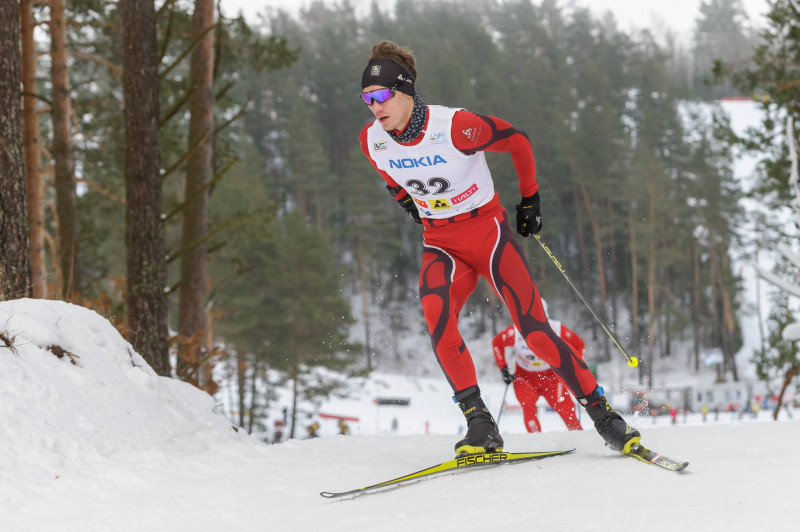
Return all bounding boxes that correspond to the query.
[358,40,641,456]
[493,300,583,432]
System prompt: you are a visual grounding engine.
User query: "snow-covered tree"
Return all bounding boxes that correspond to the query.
[724,0,800,416]
[753,117,800,418]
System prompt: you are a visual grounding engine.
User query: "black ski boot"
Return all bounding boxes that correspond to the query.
[580,387,640,453]
[454,389,503,456]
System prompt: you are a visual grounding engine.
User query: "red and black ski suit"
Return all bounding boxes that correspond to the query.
[360,107,598,403]
[493,324,584,432]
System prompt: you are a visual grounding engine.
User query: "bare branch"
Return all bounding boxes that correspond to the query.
[68,51,122,76]
[157,0,177,63]
[76,177,126,203]
[160,128,210,181]
[164,157,238,221]
[22,90,52,107]
[166,212,258,264]
[159,80,197,127]
[214,79,235,100]
[159,22,217,80]
[213,106,247,136]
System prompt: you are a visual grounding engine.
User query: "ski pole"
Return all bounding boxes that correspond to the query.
[496,381,511,424]
[533,235,639,368]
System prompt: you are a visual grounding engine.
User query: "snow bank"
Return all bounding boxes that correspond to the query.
[0,299,275,531]
[0,299,256,477]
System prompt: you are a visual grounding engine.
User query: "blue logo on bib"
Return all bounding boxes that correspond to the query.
[388,155,447,169]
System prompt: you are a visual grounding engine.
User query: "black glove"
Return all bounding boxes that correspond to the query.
[387,185,422,224]
[501,366,515,385]
[515,192,542,237]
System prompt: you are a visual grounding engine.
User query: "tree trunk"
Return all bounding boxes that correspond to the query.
[663,266,672,357]
[120,0,169,376]
[627,202,641,383]
[720,273,739,381]
[356,214,372,369]
[50,0,79,299]
[708,230,723,381]
[646,188,656,389]
[579,184,611,361]
[605,218,618,327]
[719,252,739,381]
[754,222,767,362]
[247,358,260,434]
[573,186,588,281]
[177,0,215,383]
[20,0,45,298]
[199,273,219,395]
[236,350,247,428]
[646,242,656,389]
[691,237,701,371]
[0,0,32,300]
[773,365,800,421]
[290,363,299,440]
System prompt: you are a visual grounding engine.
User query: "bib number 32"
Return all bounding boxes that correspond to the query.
[405,177,451,196]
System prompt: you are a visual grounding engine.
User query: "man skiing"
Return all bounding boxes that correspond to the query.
[493,300,583,433]
[358,40,640,456]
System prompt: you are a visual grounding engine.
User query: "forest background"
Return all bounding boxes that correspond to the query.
[0,0,798,439]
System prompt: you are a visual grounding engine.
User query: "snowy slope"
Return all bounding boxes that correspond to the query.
[0,299,797,532]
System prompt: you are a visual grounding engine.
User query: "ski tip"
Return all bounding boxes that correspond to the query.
[321,491,360,499]
[321,491,357,498]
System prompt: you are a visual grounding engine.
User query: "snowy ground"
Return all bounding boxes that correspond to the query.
[1,299,797,532]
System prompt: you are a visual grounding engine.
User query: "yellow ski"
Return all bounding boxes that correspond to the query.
[320,449,574,499]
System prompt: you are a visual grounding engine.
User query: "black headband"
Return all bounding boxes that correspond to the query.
[361,58,415,96]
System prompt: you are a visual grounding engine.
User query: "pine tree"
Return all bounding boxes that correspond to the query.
[20,0,45,298]
[176,0,216,384]
[722,0,800,409]
[50,0,80,298]
[0,0,32,300]
[120,0,169,376]
[692,0,756,98]
[216,210,358,438]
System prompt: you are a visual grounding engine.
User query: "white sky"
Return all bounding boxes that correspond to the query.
[220,0,771,42]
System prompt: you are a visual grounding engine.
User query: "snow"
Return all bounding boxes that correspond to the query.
[784,322,800,342]
[1,298,798,532]
[755,264,800,298]
[780,243,800,270]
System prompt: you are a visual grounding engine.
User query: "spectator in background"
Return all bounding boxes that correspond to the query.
[273,420,285,444]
